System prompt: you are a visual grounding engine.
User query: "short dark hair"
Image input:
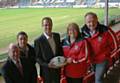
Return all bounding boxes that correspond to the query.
[42,17,53,26]
[17,31,28,38]
[85,12,97,19]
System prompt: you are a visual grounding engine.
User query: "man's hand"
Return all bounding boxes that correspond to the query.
[48,61,59,69]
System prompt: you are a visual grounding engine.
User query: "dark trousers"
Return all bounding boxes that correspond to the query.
[66,77,83,83]
[43,69,60,83]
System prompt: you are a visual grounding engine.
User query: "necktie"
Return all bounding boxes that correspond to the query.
[16,60,23,76]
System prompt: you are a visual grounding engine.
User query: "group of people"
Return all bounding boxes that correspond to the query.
[1,12,118,83]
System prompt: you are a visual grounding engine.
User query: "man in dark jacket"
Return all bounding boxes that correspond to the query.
[34,17,63,83]
[1,43,33,83]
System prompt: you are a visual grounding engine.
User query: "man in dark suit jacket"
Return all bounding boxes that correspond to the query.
[34,17,63,83]
[1,43,33,83]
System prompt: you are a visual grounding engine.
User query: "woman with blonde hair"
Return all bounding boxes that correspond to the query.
[62,23,91,83]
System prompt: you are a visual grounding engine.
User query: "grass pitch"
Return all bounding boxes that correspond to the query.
[0,8,120,53]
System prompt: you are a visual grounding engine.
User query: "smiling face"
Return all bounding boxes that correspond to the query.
[42,17,53,36]
[85,13,98,31]
[17,31,28,48]
[17,34,28,48]
[68,26,78,38]
[67,23,79,39]
[8,43,20,61]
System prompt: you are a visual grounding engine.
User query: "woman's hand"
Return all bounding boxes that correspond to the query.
[66,58,73,64]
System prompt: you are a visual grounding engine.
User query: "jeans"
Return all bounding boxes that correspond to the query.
[95,60,108,83]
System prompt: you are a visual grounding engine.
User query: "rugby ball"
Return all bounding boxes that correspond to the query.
[50,56,66,67]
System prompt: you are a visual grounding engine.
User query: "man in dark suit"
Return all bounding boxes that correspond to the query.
[17,31,37,83]
[1,43,33,83]
[34,17,63,83]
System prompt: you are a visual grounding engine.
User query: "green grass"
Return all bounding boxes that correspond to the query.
[0,8,120,54]
[0,53,7,60]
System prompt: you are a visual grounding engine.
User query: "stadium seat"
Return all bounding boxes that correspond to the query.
[116,31,120,61]
[116,31,120,47]
[114,31,120,63]
[106,30,120,74]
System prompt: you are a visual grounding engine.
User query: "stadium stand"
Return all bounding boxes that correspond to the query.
[55,0,64,3]
[83,0,96,5]
[100,0,120,2]
[0,0,120,8]
[0,0,18,8]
